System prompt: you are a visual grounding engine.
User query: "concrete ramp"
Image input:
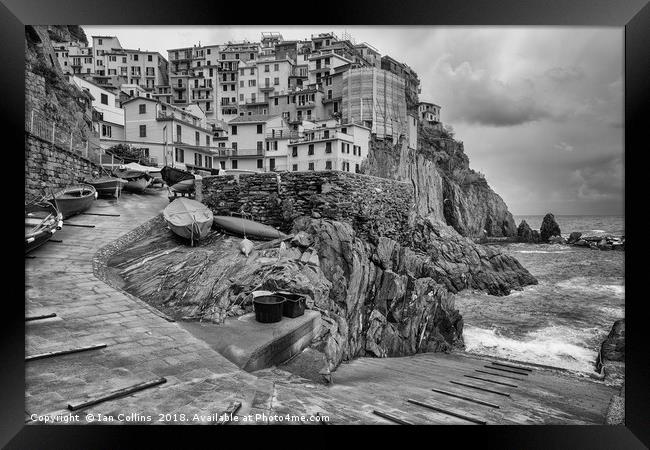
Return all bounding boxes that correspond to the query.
[180,311,321,372]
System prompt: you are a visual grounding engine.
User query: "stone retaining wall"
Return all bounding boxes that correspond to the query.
[25,133,101,198]
[202,171,414,243]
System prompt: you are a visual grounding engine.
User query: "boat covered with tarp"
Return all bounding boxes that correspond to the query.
[161,166,196,193]
[163,197,213,245]
[25,200,63,254]
[48,184,97,219]
[213,215,289,241]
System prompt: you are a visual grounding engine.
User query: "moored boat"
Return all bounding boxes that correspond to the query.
[25,201,63,254]
[84,176,128,198]
[212,215,288,241]
[123,175,152,193]
[163,197,214,245]
[48,184,97,219]
[161,166,196,193]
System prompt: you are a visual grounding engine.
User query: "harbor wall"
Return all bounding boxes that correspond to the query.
[201,171,414,243]
[25,133,101,199]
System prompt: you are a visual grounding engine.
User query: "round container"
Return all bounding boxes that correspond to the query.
[253,294,285,323]
[276,291,306,318]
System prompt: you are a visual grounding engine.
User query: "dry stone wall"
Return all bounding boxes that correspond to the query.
[202,171,415,244]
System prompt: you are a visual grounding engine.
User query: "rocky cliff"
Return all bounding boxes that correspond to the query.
[364,124,516,238]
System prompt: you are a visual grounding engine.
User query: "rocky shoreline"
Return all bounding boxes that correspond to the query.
[515,213,624,251]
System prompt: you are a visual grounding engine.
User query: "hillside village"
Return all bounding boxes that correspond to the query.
[51,29,444,175]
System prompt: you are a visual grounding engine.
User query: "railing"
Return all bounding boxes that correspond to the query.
[215,148,264,157]
[265,129,298,139]
[156,110,202,128]
[25,107,124,169]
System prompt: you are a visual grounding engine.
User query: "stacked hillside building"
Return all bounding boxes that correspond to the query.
[52,30,443,174]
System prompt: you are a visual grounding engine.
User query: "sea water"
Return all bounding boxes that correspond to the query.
[454,215,625,373]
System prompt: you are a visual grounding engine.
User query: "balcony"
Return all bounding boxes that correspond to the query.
[259,84,275,91]
[296,101,316,109]
[244,98,269,106]
[214,148,264,158]
[156,110,202,128]
[265,128,298,140]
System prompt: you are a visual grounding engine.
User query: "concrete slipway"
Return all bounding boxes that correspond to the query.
[24,189,617,425]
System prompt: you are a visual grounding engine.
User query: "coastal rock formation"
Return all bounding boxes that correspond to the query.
[599,319,625,363]
[363,126,516,238]
[517,220,540,243]
[567,231,582,244]
[539,213,562,243]
[596,319,625,390]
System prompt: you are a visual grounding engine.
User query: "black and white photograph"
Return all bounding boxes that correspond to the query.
[19,18,633,432]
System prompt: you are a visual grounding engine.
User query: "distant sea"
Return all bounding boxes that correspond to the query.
[454,215,625,373]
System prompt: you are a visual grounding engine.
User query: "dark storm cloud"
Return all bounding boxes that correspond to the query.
[432,59,552,127]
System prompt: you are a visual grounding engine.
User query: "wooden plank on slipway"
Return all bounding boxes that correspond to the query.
[407,398,487,425]
[372,409,413,425]
[430,388,501,408]
[484,365,529,376]
[490,361,534,372]
[464,375,519,388]
[449,381,511,397]
[67,377,167,411]
[25,313,57,321]
[25,343,107,361]
[475,369,526,381]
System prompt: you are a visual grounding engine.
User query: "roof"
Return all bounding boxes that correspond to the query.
[419,101,441,108]
[228,114,280,124]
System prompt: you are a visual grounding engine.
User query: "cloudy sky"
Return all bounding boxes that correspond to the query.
[83,26,624,216]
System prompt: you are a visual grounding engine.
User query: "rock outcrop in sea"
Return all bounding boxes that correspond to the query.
[540,213,562,243]
[517,220,540,243]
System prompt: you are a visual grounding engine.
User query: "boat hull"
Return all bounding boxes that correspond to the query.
[212,215,288,241]
[123,176,152,193]
[168,179,195,193]
[25,202,62,254]
[84,178,128,197]
[163,198,213,243]
[48,184,96,219]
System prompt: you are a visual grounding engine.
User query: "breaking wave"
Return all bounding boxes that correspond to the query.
[555,277,625,297]
[462,325,601,373]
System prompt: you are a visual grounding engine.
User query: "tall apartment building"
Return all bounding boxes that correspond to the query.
[54,41,94,75]
[89,36,168,91]
[380,55,421,110]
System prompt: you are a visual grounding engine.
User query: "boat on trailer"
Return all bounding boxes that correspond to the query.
[212,215,289,241]
[83,176,128,198]
[47,184,97,219]
[25,201,63,254]
[163,197,214,245]
[161,166,196,194]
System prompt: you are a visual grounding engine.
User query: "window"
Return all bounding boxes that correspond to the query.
[257,159,263,169]
[325,161,332,170]
[341,142,345,153]
[240,80,244,88]
[273,141,278,151]
[231,125,237,135]
[232,142,237,150]
[98,38,103,45]
[101,124,112,137]
[220,161,226,169]
[206,157,213,169]
[148,54,153,62]
[355,164,360,173]
[292,146,298,157]
[139,103,146,114]
[341,127,347,134]
[257,141,263,151]
[256,124,263,134]
[100,93,108,105]
[308,162,314,171]
[264,65,270,72]
[325,142,332,153]
[274,63,279,71]
[175,148,184,163]
[133,54,139,61]
[274,77,279,86]
[195,131,200,145]
[206,135,210,146]
[327,89,332,99]
[232,160,238,169]
[139,125,146,137]
[122,57,127,63]
[308,144,314,155]
[292,164,298,171]
[221,54,226,60]
[195,153,203,167]
[235,53,239,59]
[176,125,182,142]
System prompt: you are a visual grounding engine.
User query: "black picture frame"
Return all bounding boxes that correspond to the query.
[4,0,647,447]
